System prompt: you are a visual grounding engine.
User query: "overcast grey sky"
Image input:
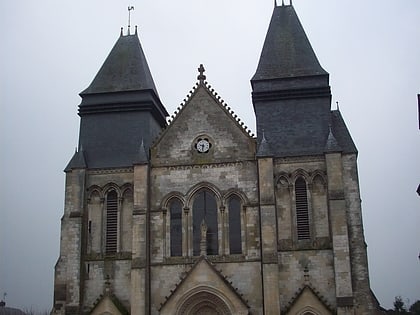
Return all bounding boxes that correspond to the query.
[0,0,419,311]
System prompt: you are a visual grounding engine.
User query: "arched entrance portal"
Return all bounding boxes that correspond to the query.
[177,291,232,315]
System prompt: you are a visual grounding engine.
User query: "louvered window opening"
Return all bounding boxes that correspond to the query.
[170,200,183,257]
[106,191,118,254]
[295,178,310,240]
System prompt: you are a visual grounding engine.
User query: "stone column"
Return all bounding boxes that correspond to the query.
[257,157,281,314]
[325,152,354,315]
[55,167,86,314]
[131,163,149,315]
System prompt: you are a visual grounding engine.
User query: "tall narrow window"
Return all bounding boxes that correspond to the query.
[106,190,118,254]
[228,196,242,254]
[170,199,183,256]
[295,177,310,240]
[193,190,218,256]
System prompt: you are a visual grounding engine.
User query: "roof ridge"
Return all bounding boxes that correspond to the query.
[152,66,256,149]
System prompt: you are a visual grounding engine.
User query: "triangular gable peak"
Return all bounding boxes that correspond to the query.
[159,256,249,315]
[282,284,334,315]
[89,294,129,315]
[151,65,256,166]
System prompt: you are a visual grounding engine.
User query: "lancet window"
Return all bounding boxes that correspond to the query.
[192,190,218,256]
[228,196,242,254]
[170,199,183,257]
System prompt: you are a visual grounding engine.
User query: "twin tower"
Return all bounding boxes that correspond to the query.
[53,4,380,315]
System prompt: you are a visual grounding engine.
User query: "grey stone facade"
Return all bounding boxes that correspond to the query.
[52,3,379,315]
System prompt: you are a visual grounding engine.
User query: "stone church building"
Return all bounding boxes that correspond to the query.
[52,3,381,315]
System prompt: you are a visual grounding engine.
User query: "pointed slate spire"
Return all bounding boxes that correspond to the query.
[64,147,87,171]
[252,5,327,81]
[324,126,342,153]
[256,132,273,157]
[76,30,168,169]
[81,32,158,95]
[134,139,149,165]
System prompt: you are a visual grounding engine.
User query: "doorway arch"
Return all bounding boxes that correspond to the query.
[177,291,232,315]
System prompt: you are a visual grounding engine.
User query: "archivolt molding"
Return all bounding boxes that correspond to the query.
[160,191,186,210]
[309,171,327,186]
[185,182,223,209]
[298,306,321,315]
[87,185,103,200]
[87,183,134,200]
[275,170,327,187]
[223,189,250,208]
[176,286,233,315]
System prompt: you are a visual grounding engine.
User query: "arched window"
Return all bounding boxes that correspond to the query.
[295,177,310,240]
[170,199,183,257]
[193,190,218,256]
[228,196,242,254]
[106,190,118,254]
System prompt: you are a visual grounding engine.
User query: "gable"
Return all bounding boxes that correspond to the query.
[151,82,256,166]
[160,258,249,315]
[285,286,333,315]
[90,295,128,315]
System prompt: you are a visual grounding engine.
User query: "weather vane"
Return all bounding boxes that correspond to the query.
[128,6,134,34]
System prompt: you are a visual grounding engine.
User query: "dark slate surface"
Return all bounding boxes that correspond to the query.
[81,31,158,95]
[73,31,168,169]
[78,111,162,169]
[324,126,342,153]
[254,96,332,157]
[252,5,327,81]
[251,4,357,158]
[256,133,273,157]
[64,148,87,171]
[330,110,357,154]
[134,139,149,165]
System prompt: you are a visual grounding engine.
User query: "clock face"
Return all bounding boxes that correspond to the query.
[196,139,210,153]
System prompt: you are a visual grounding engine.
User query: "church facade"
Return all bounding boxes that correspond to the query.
[52,4,380,315]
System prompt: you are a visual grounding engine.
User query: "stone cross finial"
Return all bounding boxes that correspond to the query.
[200,220,208,256]
[197,64,206,83]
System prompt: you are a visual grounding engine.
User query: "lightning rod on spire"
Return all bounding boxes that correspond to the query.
[128,6,134,35]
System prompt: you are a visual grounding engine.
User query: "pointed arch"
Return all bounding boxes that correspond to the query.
[192,189,219,256]
[311,174,329,239]
[291,169,310,183]
[227,194,242,254]
[186,182,222,209]
[276,173,291,188]
[88,185,103,199]
[160,191,186,210]
[102,183,121,197]
[120,187,133,252]
[169,197,183,257]
[87,189,102,254]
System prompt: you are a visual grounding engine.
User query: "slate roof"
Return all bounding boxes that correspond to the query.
[324,126,342,153]
[330,110,357,154]
[256,132,273,157]
[252,4,357,158]
[81,29,158,95]
[64,148,87,171]
[252,4,327,81]
[73,30,168,169]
